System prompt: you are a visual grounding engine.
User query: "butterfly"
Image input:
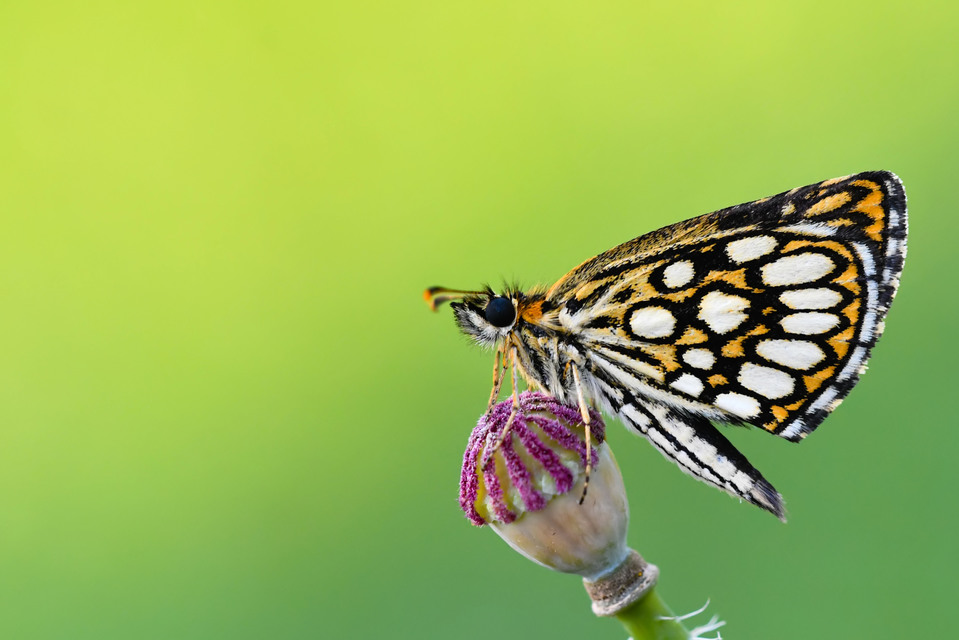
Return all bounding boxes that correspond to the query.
[426,171,907,520]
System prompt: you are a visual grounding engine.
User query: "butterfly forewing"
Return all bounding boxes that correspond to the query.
[553,173,905,435]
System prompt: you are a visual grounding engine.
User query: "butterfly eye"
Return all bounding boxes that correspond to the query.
[484,297,516,327]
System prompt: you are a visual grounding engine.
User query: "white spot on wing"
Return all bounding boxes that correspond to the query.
[670,373,705,397]
[781,312,840,335]
[860,279,878,343]
[809,387,839,413]
[781,419,806,439]
[781,222,837,237]
[629,306,676,339]
[883,238,902,286]
[851,241,880,344]
[596,355,728,421]
[837,345,868,383]
[593,347,665,382]
[738,362,795,399]
[662,261,695,288]
[645,404,722,485]
[682,348,715,369]
[756,339,825,370]
[673,449,713,482]
[861,308,876,343]
[595,379,624,406]
[715,392,761,419]
[698,291,750,334]
[621,404,651,429]
[711,455,740,485]
[726,235,777,263]
[731,470,754,492]
[853,242,877,278]
[762,253,835,286]
[887,238,902,261]
[646,425,679,457]
[779,288,842,309]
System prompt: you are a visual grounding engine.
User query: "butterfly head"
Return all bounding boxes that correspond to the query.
[424,285,523,347]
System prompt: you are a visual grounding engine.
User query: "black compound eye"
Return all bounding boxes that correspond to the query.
[484,296,516,327]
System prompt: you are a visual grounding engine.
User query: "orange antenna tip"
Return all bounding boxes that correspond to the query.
[423,286,485,311]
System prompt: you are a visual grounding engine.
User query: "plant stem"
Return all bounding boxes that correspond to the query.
[614,586,689,640]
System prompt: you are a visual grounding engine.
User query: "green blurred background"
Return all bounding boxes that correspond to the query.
[0,2,955,638]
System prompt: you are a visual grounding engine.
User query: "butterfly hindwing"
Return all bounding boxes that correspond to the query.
[618,396,786,518]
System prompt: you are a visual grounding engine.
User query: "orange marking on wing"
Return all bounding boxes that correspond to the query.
[806,191,851,216]
[707,267,750,289]
[863,218,884,243]
[721,325,769,358]
[676,327,709,345]
[642,344,681,372]
[782,238,817,250]
[851,180,885,242]
[782,239,854,259]
[804,366,836,393]
[858,215,885,242]
[820,176,848,187]
[842,298,861,324]
[826,217,856,228]
[766,399,807,430]
[834,262,861,295]
[851,179,881,191]
[707,374,728,387]
[573,278,610,301]
[721,339,745,358]
[662,290,699,304]
[828,326,855,358]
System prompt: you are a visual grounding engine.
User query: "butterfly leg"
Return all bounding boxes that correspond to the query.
[486,344,508,414]
[482,347,523,469]
[570,365,593,505]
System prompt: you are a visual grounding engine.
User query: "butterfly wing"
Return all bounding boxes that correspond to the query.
[549,171,906,517]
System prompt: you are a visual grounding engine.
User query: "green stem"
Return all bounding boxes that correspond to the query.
[614,587,689,640]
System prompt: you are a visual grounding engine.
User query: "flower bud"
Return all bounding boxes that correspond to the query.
[459,391,630,580]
